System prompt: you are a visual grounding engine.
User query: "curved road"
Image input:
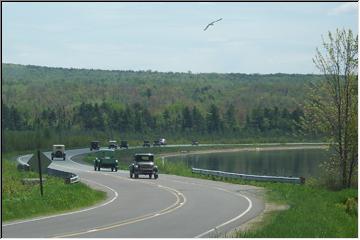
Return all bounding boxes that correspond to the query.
[3,147,265,238]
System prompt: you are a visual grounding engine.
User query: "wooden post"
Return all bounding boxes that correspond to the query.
[37,150,44,196]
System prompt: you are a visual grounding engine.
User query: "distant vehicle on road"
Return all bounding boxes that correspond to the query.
[120,140,129,149]
[159,138,167,145]
[129,153,158,179]
[143,140,151,147]
[108,140,118,149]
[153,138,166,146]
[51,144,66,160]
[94,149,118,172]
[192,140,199,146]
[90,141,100,151]
[153,140,161,146]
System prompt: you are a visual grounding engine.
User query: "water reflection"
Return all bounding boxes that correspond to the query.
[165,149,329,178]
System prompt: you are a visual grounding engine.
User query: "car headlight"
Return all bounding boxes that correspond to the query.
[115,160,118,163]
[134,164,139,168]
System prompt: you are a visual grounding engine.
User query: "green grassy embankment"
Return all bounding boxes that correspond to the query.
[2,159,107,222]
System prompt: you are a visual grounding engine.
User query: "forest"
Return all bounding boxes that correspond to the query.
[2,63,323,151]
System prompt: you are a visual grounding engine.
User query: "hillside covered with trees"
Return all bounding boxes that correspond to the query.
[2,63,323,151]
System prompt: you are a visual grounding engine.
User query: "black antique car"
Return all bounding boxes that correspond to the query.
[90,141,100,151]
[143,140,151,147]
[192,140,199,146]
[120,140,129,149]
[108,140,118,149]
[153,140,161,146]
[129,153,158,179]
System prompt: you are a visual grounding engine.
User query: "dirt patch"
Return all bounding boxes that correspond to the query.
[224,202,290,237]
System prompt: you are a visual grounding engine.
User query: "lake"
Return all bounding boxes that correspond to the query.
[165,148,329,178]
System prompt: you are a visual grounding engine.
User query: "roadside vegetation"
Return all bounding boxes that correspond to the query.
[2,159,106,222]
[156,156,358,237]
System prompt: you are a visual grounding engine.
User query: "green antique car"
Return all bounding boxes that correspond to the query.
[94,149,118,172]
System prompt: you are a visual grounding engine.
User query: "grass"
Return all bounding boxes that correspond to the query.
[2,159,107,222]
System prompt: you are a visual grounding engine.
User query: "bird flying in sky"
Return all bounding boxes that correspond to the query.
[203,18,223,31]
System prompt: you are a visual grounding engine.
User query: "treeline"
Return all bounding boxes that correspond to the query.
[2,101,303,135]
[3,63,323,120]
[2,63,319,152]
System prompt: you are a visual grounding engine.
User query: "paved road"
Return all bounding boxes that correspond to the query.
[3,147,265,238]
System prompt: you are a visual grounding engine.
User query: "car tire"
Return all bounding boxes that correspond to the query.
[154,174,158,179]
[130,172,133,178]
[111,167,113,172]
[149,174,152,179]
[94,166,97,171]
[135,174,139,179]
[115,167,118,172]
[98,167,100,171]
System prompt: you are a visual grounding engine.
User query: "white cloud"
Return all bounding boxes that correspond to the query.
[328,2,358,15]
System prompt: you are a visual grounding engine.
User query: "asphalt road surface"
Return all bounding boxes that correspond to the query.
[3,147,265,238]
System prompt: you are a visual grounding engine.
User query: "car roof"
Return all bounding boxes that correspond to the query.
[53,144,65,147]
[99,149,115,152]
[135,153,154,156]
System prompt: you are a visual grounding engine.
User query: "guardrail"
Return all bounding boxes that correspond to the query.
[64,175,80,184]
[17,155,80,184]
[47,168,80,184]
[192,168,305,184]
[16,155,31,171]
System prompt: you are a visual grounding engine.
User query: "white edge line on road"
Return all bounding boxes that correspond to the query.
[11,150,187,238]
[3,177,118,227]
[194,187,253,238]
[53,177,187,238]
[167,178,254,238]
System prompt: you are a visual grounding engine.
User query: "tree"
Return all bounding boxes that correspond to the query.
[182,106,193,131]
[304,29,358,188]
[225,104,238,132]
[192,106,205,133]
[206,104,222,133]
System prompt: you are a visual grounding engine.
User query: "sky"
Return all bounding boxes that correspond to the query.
[2,2,358,74]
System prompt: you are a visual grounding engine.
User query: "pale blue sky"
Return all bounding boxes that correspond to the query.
[3,2,358,73]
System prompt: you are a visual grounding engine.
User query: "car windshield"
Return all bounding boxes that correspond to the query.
[135,155,153,162]
[56,146,63,150]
